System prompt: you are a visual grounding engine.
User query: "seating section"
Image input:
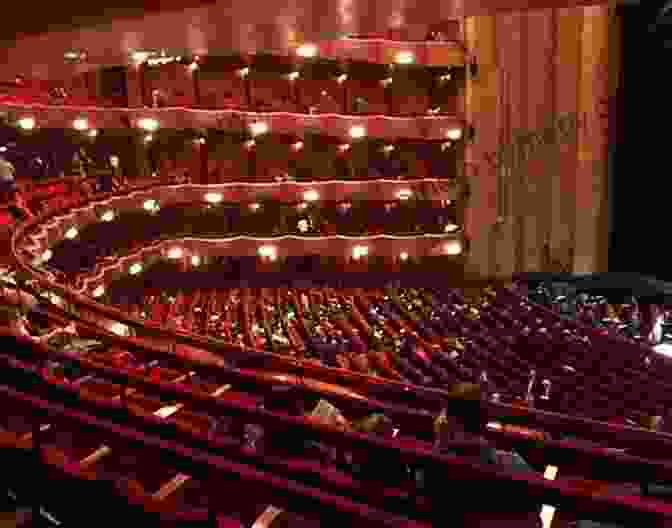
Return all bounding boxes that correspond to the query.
[4,302,672,527]
[103,285,670,427]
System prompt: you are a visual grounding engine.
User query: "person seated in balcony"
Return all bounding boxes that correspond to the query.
[0,305,77,344]
[5,189,34,222]
[0,155,17,202]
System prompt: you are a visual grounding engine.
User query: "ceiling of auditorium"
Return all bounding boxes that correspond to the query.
[0,0,613,80]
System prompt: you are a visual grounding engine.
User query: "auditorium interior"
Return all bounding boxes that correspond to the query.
[1,1,672,527]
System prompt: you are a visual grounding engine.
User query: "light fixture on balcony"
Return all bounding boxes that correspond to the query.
[191,255,201,266]
[382,145,395,154]
[349,126,366,139]
[352,245,369,260]
[443,240,463,255]
[381,77,393,87]
[439,74,452,82]
[237,67,250,78]
[73,117,89,131]
[131,50,153,64]
[244,139,256,149]
[129,263,143,275]
[17,117,36,130]
[167,247,183,259]
[297,219,310,233]
[400,252,409,261]
[143,199,160,212]
[137,118,159,132]
[292,141,304,151]
[441,141,452,151]
[198,137,206,144]
[396,189,412,200]
[296,43,318,58]
[303,189,319,202]
[92,285,105,298]
[144,134,154,143]
[249,122,269,137]
[249,202,261,211]
[258,245,277,258]
[444,223,460,233]
[445,128,463,141]
[64,227,78,240]
[394,51,415,64]
[188,61,199,71]
[41,249,53,262]
[100,210,115,222]
[287,71,300,81]
[88,129,98,138]
[204,192,223,204]
[338,143,351,152]
[336,73,348,84]
[296,202,308,211]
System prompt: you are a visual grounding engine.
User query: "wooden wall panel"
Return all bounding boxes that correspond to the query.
[465,4,618,276]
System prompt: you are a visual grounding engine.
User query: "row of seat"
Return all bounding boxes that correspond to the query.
[6,298,672,527]
[113,285,663,426]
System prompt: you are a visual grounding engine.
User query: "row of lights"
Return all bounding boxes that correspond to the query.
[12,116,463,143]
[296,43,415,66]
[130,44,417,71]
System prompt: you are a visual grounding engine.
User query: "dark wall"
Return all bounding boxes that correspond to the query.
[609,2,671,279]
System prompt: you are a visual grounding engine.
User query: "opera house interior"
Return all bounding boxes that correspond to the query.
[1,1,671,527]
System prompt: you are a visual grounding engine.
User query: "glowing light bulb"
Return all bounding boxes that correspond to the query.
[443,240,462,255]
[191,255,201,266]
[167,247,183,259]
[73,118,89,131]
[100,210,115,222]
[258,245,276,258]
[129,263,143,275]
[249,122,269,136]
[249,202,261,211]
[296,43,318,58]
[17,117,36,130]
[88,129,98,138]
[137,118,159,132]
[41,249,53,261]
[400,252,408,261]
[336,74,348,84]
[65,227,78,239]
[396,189,412,200]
[445,128,463,141]
[143,199,159,212]
[92,285,105,298]
[303,189,319,202]
[204,192,223,204]
[349,126,366,139]
[394,51,415,64]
